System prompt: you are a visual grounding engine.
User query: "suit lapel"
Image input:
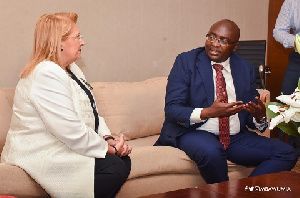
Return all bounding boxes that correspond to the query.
[196,51,215,106]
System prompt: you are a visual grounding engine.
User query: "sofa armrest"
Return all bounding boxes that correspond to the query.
[254,89,270,138]
[257,89,270,103]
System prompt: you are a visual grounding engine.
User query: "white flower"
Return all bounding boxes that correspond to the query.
[292,112,300,122]
[268,104,281,113]
[268,87,300,130]
[269,114,284,130]
[276,88,300,107]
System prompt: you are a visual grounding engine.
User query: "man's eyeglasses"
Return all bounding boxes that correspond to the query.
[206,34,237,46]
[63,34,84,41]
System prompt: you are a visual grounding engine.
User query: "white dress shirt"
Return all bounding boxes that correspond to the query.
[190,58,241,135]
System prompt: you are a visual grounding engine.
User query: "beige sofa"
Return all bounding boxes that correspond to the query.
[0,77,270,198]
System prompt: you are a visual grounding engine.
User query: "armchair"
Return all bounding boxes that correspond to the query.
[235,40,271,89]
[235,40,271,138]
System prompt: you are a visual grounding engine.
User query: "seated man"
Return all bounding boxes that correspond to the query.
[154,19,298,184]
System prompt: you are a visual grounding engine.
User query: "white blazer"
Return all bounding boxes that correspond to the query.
[1,61,111,198]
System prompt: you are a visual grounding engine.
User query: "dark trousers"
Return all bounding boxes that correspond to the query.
[279,51,300,154]
[177,130,298,184]
[94,154,131,198]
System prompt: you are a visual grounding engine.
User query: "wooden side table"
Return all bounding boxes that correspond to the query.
[140,171,300,198]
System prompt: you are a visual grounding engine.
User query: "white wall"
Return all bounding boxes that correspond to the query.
[0,0,269,87]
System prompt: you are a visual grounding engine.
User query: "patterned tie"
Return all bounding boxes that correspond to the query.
[213,64,230,149]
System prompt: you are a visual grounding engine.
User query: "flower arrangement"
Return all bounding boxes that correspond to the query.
[266,79,300,137]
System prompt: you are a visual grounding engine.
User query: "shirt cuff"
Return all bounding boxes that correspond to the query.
[190,108,207,124]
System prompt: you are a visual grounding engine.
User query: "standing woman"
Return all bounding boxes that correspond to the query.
[273,0,300,155]
[1,12,131,198]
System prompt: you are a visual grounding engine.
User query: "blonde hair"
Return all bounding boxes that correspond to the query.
[20,12,78,78]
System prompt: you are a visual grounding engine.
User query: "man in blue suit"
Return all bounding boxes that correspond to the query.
[154,19,298,184]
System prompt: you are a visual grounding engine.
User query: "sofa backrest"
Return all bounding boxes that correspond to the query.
[0,77,168,154]
[0,79,270,153]
[0,88,15,155]
[91,79,271,140]
[92,77,167,141]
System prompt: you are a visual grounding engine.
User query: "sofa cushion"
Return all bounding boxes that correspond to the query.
[0,164,49,197]
[127,144,253,180]
[92,77,167,140]
[127,135,253,180]
[0,90,13,155]
[128,146,199,179]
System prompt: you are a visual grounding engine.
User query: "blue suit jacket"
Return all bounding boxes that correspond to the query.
[155,47,261,147]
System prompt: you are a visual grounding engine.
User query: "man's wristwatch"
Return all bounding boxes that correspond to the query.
[257,116,267,124]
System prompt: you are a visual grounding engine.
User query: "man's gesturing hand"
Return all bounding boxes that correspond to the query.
[201,92,244,120]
